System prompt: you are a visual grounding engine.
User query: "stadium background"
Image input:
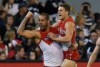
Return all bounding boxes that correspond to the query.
[0,0,100,67]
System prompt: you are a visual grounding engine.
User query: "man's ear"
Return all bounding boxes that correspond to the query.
[66,11,69,15]
[48,21,50,25]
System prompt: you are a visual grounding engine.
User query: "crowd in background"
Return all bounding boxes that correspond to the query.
[0,0,100,61]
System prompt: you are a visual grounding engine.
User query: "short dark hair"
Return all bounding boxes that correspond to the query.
[59,3,70,13]
[0,51,5,56]
[40,13,49,21]
[0,10,6,16]
[15,46,23,53]
[90,30,97,34]
[18,2,27,9]
[6,14,14,21]
[82,2,91,7]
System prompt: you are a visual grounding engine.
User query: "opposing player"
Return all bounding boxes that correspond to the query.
[48,3,80,67]
[17,11,63,67]
[87,37,100,67]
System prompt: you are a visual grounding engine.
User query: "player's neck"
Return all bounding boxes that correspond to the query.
[46,27,50,32]
[62,15,69,22]
[41,26,50,32]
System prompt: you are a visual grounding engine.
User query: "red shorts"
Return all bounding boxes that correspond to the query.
[63,49,80,61]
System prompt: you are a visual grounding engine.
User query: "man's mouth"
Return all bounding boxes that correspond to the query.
[59,14,62,17]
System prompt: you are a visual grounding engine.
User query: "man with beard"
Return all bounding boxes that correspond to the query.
[17,11,63,67]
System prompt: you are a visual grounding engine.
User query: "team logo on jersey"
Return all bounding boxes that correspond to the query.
[59,27,66,35]
[45,35,50,40]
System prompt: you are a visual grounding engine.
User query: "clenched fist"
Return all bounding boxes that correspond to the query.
[26,11,33,18]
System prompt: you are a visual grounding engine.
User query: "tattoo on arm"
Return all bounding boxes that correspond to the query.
[17,17,28,33]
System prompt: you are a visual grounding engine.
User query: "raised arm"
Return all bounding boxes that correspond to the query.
[87,38,100,67]
[17,11,37,38]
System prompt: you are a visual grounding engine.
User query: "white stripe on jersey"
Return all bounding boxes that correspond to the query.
[39,40,63,66]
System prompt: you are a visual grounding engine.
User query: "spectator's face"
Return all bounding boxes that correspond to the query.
[38,15,49,31]
[9,0,14,4]
[90,32,98,43]
[29,52,36,60]
[79,31,84,38]
[35,47,41,56]
[7,16,14,26]
[19,7,28,14]
[58,6,68,20]
[1,12,6,19]
[18,48,25,57]
[0,53,6,60]
[22,7,28,13]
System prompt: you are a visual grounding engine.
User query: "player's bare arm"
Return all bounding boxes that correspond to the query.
[17,11,40,39]
[87,38,100,67]
[49,22,74,43]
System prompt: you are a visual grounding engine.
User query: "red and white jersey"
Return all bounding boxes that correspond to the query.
[58,17,76,51]
[38,27,63,66]
[58,17,80,61]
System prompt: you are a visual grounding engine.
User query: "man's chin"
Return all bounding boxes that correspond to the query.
[59,17,63,20]
[40,28,46,31]
[59,18,64,21]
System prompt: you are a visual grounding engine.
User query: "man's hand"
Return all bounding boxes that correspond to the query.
[48,32,56,40]
[26,11,33,18]
[17,11,33,35]
[69,42,78,50]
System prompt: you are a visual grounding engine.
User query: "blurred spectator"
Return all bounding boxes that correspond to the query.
[14,2,28,27]
[79,2,94,32]
[15,45,27,60]
[45,0,65,15]
[94,13,100,37]
[70,6,77,20]
[0,5,3,11]
[4,30,17,46]
[27,0,44,24]
[28,0,44,14]
[5,14,16,31]
[35,47,42,61]
[4,30,18,59]
[84,30,98,59]
[76,14,90,38]
[2,0,24,6]
[76,15,85,29]
[76,29,87,59]
[15,0,25,3]
[4,0,19,15]
[24,39,37,55]
[44,0,65,22]
[0,10,7,40]
[0,35,8,56]
[0,51,7,60]
[29,51,36,60]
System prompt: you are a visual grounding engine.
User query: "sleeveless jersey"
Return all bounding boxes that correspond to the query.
[38,27,63,66]
[58,17,80,61]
